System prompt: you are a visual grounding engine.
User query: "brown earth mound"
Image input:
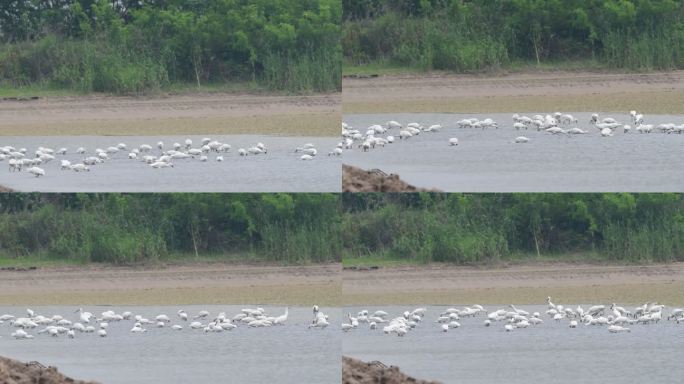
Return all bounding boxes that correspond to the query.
[0,356,98,384]
[342,165,438,192]
[343,356,441,384]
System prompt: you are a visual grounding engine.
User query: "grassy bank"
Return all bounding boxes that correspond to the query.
[0,251,306,268]
[341,251,612,268]
[0,80,292,99]
[343,59,619,77]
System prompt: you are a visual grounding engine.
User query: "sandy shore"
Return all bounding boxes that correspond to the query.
[343,70,684,114]
[0,93,340,136]
[0,263,341,306]
[343,262,684,306]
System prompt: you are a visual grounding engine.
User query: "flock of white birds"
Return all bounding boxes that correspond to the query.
[1,305,331,340]
[342,297,684,336]
[1,138,340,178]
[341,110,684,153]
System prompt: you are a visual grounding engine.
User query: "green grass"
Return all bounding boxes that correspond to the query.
[0,251,314,268]
[504,59,610,73]
[342,252,423,267]
[343,58,640,78]
[0,84,86,98]
[343,61,424,76]
[343,250,644,268]
[0,79,316,99]
[158,251,288,265]
[0,253,86,268]
[503,251,614,264]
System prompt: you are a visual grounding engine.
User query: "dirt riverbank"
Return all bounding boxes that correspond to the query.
[0,263,341,306]
[0,93,340,136]
[343,70,684,114]
[342,262,684,306]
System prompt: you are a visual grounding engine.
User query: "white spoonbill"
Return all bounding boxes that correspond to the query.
[27,166,45,177]
[274,308,288,325]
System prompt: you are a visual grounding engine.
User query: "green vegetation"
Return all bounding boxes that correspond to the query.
[0,193,341,264]
[343,0,684,73]
[3,193,682,267]
[0,0,341,94]
[342,193,684,264]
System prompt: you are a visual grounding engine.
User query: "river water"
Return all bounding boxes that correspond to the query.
[0,135,340,192]
[0,305,340,384]
[343,112,684,191]
[343,305,683,384]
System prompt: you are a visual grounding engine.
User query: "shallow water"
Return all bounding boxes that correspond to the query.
[343,112,684,191]
[343,305,684,384]
[0,135,340,192]
[0,305,340,384]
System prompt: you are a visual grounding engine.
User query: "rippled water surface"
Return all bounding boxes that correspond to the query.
[0,135,340,192]
[0,305,340,384]
[343,113,684,191]
[343,305,684,384]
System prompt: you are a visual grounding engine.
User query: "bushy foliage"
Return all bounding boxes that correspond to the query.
[343,0,684,71]
[0,193,341,264]
[0,0,341,93]
[342,193,684,263]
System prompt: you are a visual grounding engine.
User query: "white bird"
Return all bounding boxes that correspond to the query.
[608,325,630,333]
[194,310,209,319]
[515,136,529,143]
[150,161,174,168]
[11,329,33,339]
[76,308,92,323]
[274,308,288,325]
[71,164,89,172]
[449,138,459,146]
[27,166,45,177]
